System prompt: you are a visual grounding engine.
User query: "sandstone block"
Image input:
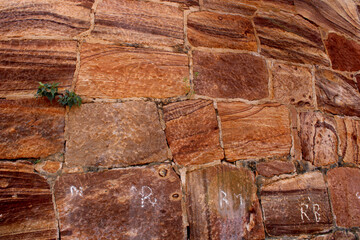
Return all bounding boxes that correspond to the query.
[217,102,291,161]
[163,100,224,166]
[0,161,57,239]
[35,161,62,174]
[0,40,77,97]
[187,164,264,240]
[162,0,199,6]
[254,11,330,66]
[202,0,257,15]
[261,0,295,12]
[0,0,93,39]
[193,51,269,100]
[55,164,183,239]
[270,63,313,107]
[65,101,168,168]
[261,172,333,236]
[187,11,257,50]
[327,167,360,228]
[312,231,356,240]
[256,161,295,178]
[93,0,183,47]
[299,111,338,166]
[315,69,360,117]
[76,43,188,99]
[0,99,65,159]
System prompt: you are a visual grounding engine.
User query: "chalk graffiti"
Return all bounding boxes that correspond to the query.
[70,186,83,197]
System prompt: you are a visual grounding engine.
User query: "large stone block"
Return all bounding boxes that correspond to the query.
[299,111,338,166]
[202,0,257,15]
[193,51,269,100]
[0,0,93,39]
[187,11,257,50]
[254,11,330,66]
[217,102,291,161]
[312,231,356,240]
[327,167,360,228]
[0,99,65,159]
[0,40,77,97]
[93,0,183,47]
[65,101,169,168]
[0,161,57,239]
[163,100,223,166]
[186,164,264,240]
[256,161,295,178]
[76,43,188,99]
[55,164,183,239]
[261,172,333,236]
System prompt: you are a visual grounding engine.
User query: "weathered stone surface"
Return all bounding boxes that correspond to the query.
[325,33,360,72]
[256,161,295,178]
[0,161,57,239]
[335,116,360,164]
[163,100,224,166]
[93,0,183,47]
[261,172,332,236]
[218,102,291,161]
[254,11,330,66]
[0,99,65,159]
[187,164,264,240]
[65,102,168,168]
[294,0,360,40]
[315,69,360,117]
[299,111,337,166]
[202,0,257,15]
[0,40,77,97]
[55,164,183,239]
[271,63,313,107]
[261,0,295,12]
[0,0,93,39]
[193,51,269,100]
[327,167,360,228]
[312,231,356,240]
[35,161,62,174]
[162,0,199,6]
[76,43,188,99]
[187,11,257,50]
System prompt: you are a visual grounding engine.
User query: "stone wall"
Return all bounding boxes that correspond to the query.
[1,0,360,239]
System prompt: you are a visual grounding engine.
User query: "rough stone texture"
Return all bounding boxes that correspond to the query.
[294,0,360,40]
[163,100,224,166]
[35,161,62,174]
[162,0,199,6]
[254,11,330,66]
[261,172,333,236]
[202,0,257,15]
[327,167,360,228]
[76,43,188,99]
[299,111,338,166]
[0,99,65,159]
[256,161,295,178]
[335,116,360,164]
[187,164,264,240]
[218,102,291,161]
[193,51,269,100]
[325,33,360,72]
[271,63,313,107]
[65,102,168,168]
[93,0,183,47]
[315,69,360,117]
[0,161,57,239]
[0,0,93,39]
[187,11,257,50]
[261,0,295,12]
[55,164,183,239]
[312,231,356,240]
[0,40,77,98]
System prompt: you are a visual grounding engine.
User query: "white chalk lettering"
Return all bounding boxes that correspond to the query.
[70,186,83,197]
[220,191,229,208]
[356,192,360,199]
[300,203,310,222]
[140,186,157,208]
[234,193,243,206]
[313,204,321,222]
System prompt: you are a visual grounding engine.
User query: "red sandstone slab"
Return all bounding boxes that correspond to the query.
[163,100,224,166]
[299,111,338,166]
[202,0,257,15]
[193,51,269,100]
[161,0,199,6]
[76,43,188,99]
[217,102,291,161]
[187,11,257,50]
[0,40,77,97]
[312,231,356,240]
[0,0,93,39]
[256,161,295,178]
[327,167,360,228]
[93,0,183,47]
[65,101,169,168]
[261,172,333,236]
[55,164,183,239]
[0,99,65,159]
[186,164,264,239]
[0,161,57,239]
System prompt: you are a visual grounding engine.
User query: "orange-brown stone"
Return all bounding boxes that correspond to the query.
[35,161,62,174]
[256,161,295,178]
[202,0,257,15]
[312,231,356,240]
